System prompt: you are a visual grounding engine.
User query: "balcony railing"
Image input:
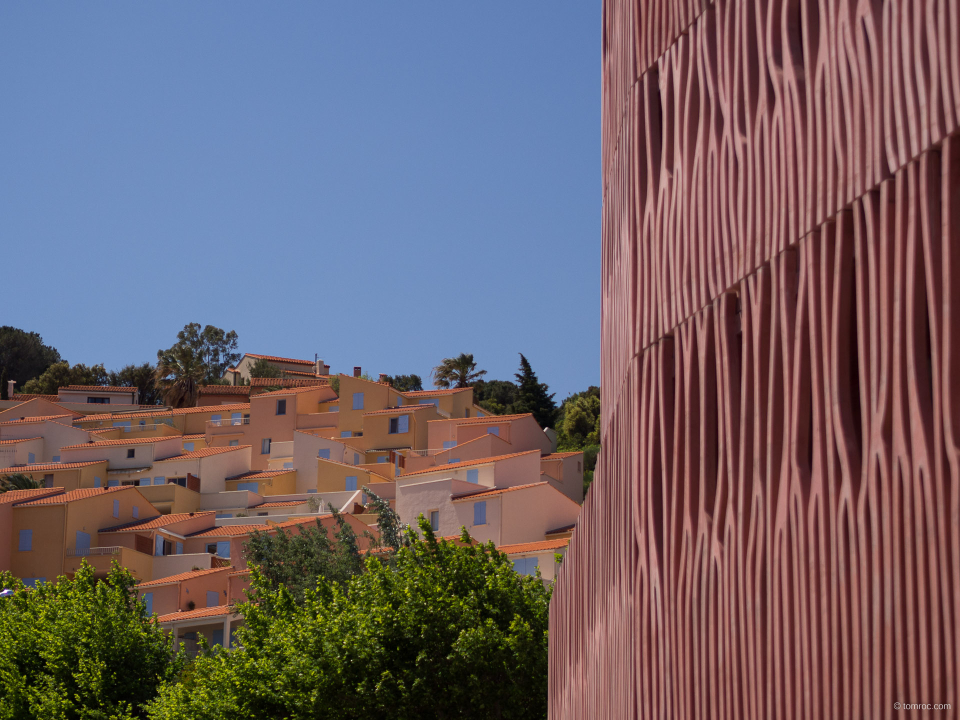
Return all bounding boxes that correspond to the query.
[66,546,121,557]
[116,423,173,433]
[208,417,250,427]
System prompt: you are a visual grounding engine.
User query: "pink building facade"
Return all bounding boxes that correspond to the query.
[549,0,960,718]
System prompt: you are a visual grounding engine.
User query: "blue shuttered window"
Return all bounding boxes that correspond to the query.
[318,448,330,460]
[206,591,220,608]
[216,541,230,558]
[18,530,32,551]
[430,510,440,531]
[443,441,456,450]
[473,501,486,526]
[345,476,358,491]
[236,482,258,493]
[352,392,364,410]
[75,531,90,554]
[113,500,120,518]
[467,469,479,483]
[142,592,153,615]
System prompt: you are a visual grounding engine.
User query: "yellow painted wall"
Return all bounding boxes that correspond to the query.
[315,459,391,493]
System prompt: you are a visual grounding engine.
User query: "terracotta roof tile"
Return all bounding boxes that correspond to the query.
[250,377,327,388]
[400,450,540,478]
[541,452,583,460]
[100,511,215,533]
[11,394,60,402]
[199,386,251,396]
[404,388,472,397]
[14,486,133,506]
[0,437,42,445]
[60,386,139,394]
[280,369,330,378]
[436,434,512,454]
[497,538,570,554]
[253,385,329,398]
[60,436,180,449]
[157,604,235,623]
[188,516,331,538]
[545,522,576,535]
[450,481,550,501]
[0,488,64,505]
[428,413,533,426]
[182,434,205,439]
[246,354,316,366]
[1,460,106,472]
[0,415,72,425]
[226,469,293,481]
[75,404,251,424]
[363,405,437,416]
[155,446,250,462]
[137,566,231,588]
[255,500,306,508]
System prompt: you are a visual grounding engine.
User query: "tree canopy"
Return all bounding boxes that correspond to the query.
[248,358,283,379]
[147,519,549,720]
[0,327,61,395]
[21,361,109,395]
[0,473,41,492]
[473,378,520,415]
[109,363,164,406]
[511,354,558,429]
[432,353,486,389]
[0,563,182,719]
[554,386,601,498]
[382,374,423,392]
[158,324,240,386]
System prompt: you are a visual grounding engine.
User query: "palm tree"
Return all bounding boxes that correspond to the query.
[432,353,487,389]
[0,473,41,492]
[154,345,206,408]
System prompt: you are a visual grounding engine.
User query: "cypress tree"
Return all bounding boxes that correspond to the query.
[513,353,558,429]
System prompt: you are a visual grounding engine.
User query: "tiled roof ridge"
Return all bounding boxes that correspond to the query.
[60,385,139,393]
[425,412,534,425]
[496,537,570,554]
[450,481,550,501]
[246,354,316,366]
[253,385,329,398]
[155,445,250,461]
[0,437,42,445]
[0,414,72,425]
[100,511,216,533]
[60,436,183,449]
[400,450,540,477]
[403,388,472,396]
[74,403,251,423]
[363,404,438,416]
[0,460,105,472]
[226,469,294,481]
[14,486,133,506]
[137,566,232,588]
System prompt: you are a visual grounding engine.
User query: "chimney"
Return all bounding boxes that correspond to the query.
[379,373,388,384]
[353,366,361,378]
[6,380,14,399]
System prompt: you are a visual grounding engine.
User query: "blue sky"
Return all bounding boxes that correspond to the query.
[0,3,600,400]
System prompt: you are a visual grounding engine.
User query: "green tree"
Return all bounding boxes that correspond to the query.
[511,354,557,429]
[432,353,486,389]
[382,374,423,392]
[0,327,61,394]
[159,324,240,385]
[21,361,109,395]
[248,358,283,379]
[154,345,205,409]
[109,363,163,406]
[242,511,366,603]
[473,378,519,415]
[147,519,550,720]
[0,473,42,492]
[362,486,406,551]
[554,387,601,498]
[0,562,183,719]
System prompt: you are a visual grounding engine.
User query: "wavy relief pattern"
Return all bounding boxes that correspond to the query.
[551,0,960,718]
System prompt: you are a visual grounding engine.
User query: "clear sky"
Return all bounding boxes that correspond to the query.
[0,3,600,400]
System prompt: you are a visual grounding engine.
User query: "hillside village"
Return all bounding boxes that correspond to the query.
[0,353,583,652]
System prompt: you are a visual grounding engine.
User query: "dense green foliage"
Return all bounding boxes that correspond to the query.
[247,358,282,379]
[21,361,108,395]
[432,353,486,389]
[473,378,520,415]
[383,374,423,392]
[154,323,238,407]
[0,563,182,720]
[0,327,61,395]
[162,324,240,384]
[511,354,558,429]
[148,519,550,720]
[554,386,601,497]
[109,363,164,406]
[0,473,42,492]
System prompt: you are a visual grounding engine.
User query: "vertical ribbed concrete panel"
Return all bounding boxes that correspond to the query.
[550,1,960,717]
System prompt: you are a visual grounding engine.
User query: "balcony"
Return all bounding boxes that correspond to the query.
[65,545,154,580]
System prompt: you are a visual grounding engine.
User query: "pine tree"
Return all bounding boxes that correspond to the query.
[513,353,558,429]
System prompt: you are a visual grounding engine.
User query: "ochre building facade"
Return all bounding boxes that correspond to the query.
[550,0,960,717]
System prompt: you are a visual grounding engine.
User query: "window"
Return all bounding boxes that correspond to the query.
[231,412,242,425]
[261,439,271,455]
[86,397,109,404]
[467,469,479,484]
[216,541,230,558]
[237,482,258,492]
[176,542,183,554]
[22,577,45,588]
[487,427,499,437]
[18,529,32,552]
[142,592,153,616]
[352,392,364,410]
[216,513,233,519]
[340,431,352,438]
[107,479,120,487]
[512,557,538,576]
[52,455,60,462]
[183,442,195,452]
[229,440,239,447]
[377,456,387,463]
[448,458,460,464]
[153,476,164,485]
[206,591,220,608]
[75,531,90,554]
[330,405,339,412]
[283,461,293,469]
[276,399,287,416]
[94,476,101,487]
[258,512,268,516]
[139,419,146,426]
[132,506,139,519]
[443,441,456,450]
[113,500,120,518]
[473,501,487,526]
[127,448,135,458]
[476,411,485,417]
[429,510,440,532]
[318,449,330,460]
[211,414,222,425]
[307,489,318,494]
[27,452,35,464]
[155,536,165,556]
[42,474,53,488]
[388,415,409,434]
[345,476,358,491]
[211,628,224,647]
[138,478,150,486]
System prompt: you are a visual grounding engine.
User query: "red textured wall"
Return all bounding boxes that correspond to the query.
[549,0,960,717]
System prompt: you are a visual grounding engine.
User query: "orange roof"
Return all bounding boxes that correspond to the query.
[542,452,583,460]
[428,413,533,426]
[182,433,205,439]
[100,511,216,533]
[404,388,472,397]
[437,434,512,454]
[546,522,576,535]
[450,481,550,501]
[363,405,437,416]
[246,354,316,366]
[137,566,231,588]
[250,377,327,388]
[11,394,60,402]
[226,469,293,481]
[0,415,72,425]
[400,450,540,477]
[15,486,133,506]
[0,437,42,445]
[198,386,251,395]
[497,538,570,554]
[281,369,330,378]
[1,460,106,472]
[252,385,328,398]
[75,404,251,423]
[155,445,250,462]
[0,488,64,505]
[188,516,330,538]
[60,436,180,449]
[157,604,235,623]
[60,385,138,393]
[256,500,306,508]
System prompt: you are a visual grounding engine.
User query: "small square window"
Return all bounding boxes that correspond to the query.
[467,469,479,484]
[352,392,364,410]
[345,476,358,491]
[318,449,330,460]
[261,439,271,455]
[183,442,195,452]
[229,440,239,447]
[276,399,287,416]
[473,501,486,526]
[429,510,440,532]
[127,448,135,458]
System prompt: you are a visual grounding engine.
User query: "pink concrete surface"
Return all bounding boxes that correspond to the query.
[549,0,960,718]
